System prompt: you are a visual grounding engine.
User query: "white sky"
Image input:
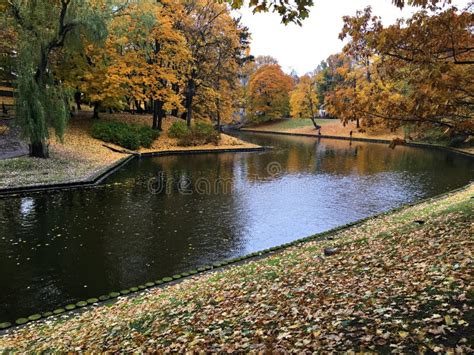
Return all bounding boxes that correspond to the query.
[233,0,470,75]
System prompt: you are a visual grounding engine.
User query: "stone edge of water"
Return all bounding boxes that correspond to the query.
[239,129,474,159]
[1,182,471,332]
[0,146,266,198]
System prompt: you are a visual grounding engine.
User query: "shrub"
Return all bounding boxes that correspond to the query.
[168,120,220,146]
[194,121,219,145]
[91,121,159,150]
[168,120,190,139]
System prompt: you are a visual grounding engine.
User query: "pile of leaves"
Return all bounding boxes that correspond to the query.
[91,121,159,151]
[0,186,472,352]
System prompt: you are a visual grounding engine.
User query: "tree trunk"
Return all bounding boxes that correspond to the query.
[74,91,82,111]
[152,100,165,131]
[216,98,222,132]
[171,83,180,117]
[93,102,100,119]
[216,111,222,132]
[184,79,196,127]
[185,93,193,127]
[309,117,320,130]
[356,118,360,129]
[135,100,144,114]
[29,141,49,158]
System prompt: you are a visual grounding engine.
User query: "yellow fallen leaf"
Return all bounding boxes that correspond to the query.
[445,315,453,326]
[399,331,409,339]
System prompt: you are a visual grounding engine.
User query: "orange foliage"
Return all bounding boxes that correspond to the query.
[326,5,474,136]
[247,64,294,122]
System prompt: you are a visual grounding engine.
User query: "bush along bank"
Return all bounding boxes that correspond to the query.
[91,121,159,150]
[168,120,220,146]
[0,183,472,353]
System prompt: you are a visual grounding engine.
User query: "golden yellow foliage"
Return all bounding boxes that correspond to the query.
[290,75,318,118]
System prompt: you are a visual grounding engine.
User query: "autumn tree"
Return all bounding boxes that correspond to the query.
[143,0,191,130]
[0,12,17,86]
[4,0,113,157]
[326,5,474,137]
[178,0,246,127]
[247,64,294,122]
[207,20,252,130]
[289,74,319,128]
[255,55,279,68]
[314,53,352,111]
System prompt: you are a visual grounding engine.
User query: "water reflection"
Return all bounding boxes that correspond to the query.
[0,132,472,322]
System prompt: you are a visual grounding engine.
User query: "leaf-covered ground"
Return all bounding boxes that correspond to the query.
[0,186,472,352]
[0,113,257,189]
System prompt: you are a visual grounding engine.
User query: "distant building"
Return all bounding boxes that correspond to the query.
[318,104,327,118]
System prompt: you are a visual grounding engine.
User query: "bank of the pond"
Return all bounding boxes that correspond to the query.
[241,122,474,157]
[0,113,261,193]
[1,184,472,352]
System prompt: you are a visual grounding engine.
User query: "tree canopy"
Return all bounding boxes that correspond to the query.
[248,64,294,122]
[325,4,473,136]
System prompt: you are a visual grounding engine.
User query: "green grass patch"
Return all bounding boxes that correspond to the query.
[250,118,334,130]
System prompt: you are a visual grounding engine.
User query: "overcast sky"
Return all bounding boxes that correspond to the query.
[233,0,469,75]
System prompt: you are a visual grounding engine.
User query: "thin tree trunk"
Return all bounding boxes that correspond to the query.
[171,83,180,117]
[185,93,193,127]
[216,97,222,132]
[308,90,320,130]
[93,102,100,119]
[310,117,320,130]
[74,90,82,111]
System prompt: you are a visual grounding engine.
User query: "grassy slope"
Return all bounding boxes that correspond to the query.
[0,185,472,352]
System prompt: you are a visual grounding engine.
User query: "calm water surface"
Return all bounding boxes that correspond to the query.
[0,132,473,322]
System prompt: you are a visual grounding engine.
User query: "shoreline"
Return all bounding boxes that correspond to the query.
[2,127,472,196]
[240,128,474,158]
[0,181,472,335]
[0,144,264,197]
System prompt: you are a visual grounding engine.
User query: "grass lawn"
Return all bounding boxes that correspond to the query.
[0,153,116,188]
[1,184,472,352]
[250,118,335,131]
[0,113,258,189]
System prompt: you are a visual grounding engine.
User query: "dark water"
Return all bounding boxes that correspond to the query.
[0,132,473,322]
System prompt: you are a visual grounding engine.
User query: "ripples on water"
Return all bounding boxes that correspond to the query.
[0,132,473,321]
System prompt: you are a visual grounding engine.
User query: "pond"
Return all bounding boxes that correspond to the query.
[0,132,473,322]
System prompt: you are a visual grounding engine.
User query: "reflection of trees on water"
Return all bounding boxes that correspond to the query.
[0,133,473,322]
[239,134,473,194]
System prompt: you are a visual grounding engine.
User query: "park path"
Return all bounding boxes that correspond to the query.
[0,120,28,160]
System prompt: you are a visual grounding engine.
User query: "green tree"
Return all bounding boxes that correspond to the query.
[6,0,111,157]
